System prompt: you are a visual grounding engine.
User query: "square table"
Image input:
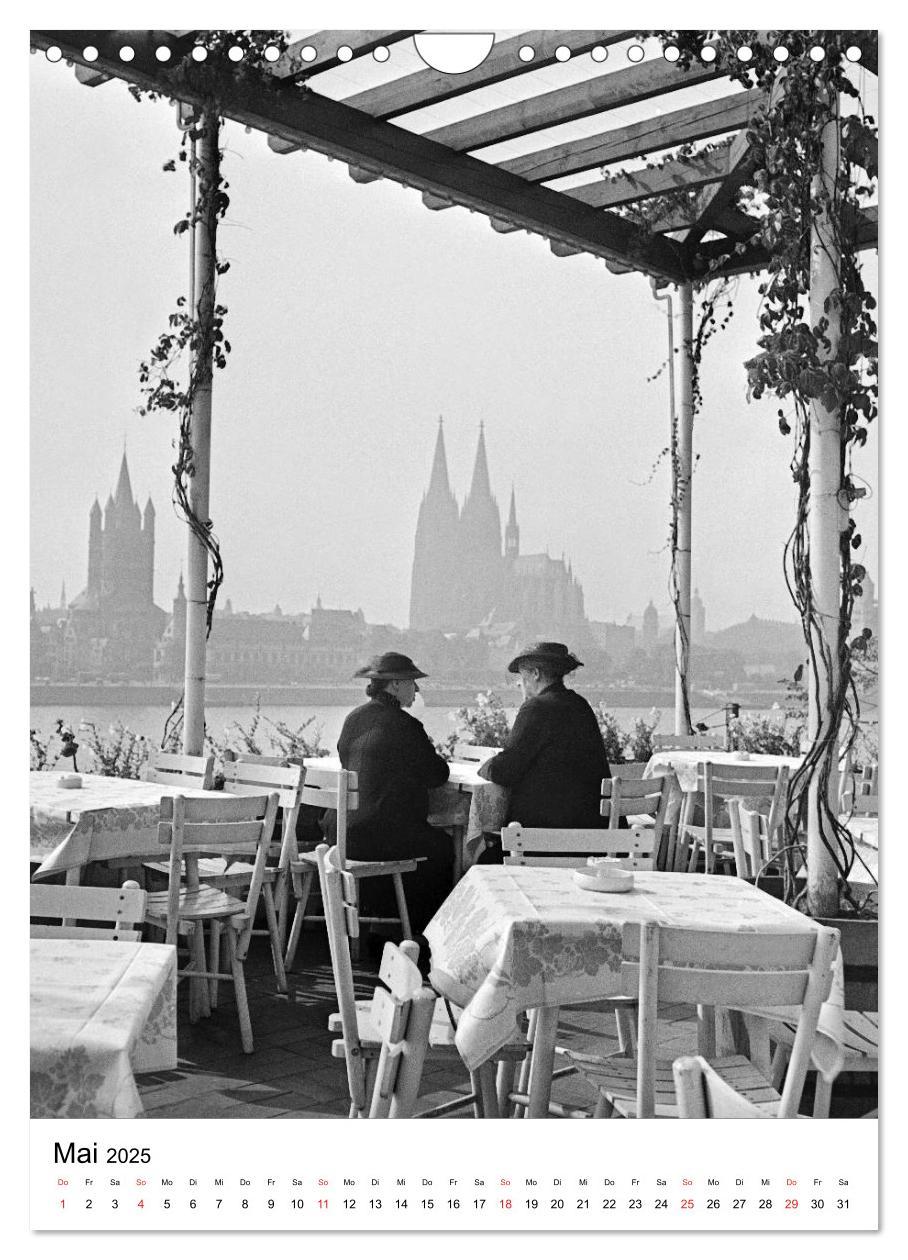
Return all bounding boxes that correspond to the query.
[31,938,177,1118]
[30,771,226,880]
[644,749,804,793]
[425,865,842,1117]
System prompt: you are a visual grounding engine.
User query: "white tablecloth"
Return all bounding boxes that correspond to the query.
[425,866,842,1074]
[31,939,177,1118]
[644,750,804,792]
[30,772,225,877]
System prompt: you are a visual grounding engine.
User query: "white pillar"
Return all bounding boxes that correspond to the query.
[674,281,694,735]
[806,101,845,917]
[182,114,218,756]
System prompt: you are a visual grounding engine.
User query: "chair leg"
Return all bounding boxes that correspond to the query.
[469,1071,484,1118]
[209,921,221,1008]
[813,1074,833,1119]
[275,873,290,954]
[615,1005,637,1054]
[526,1006,560,1119]
[284,869,315,970]
[262,883,288,994]
[226,926,254,1054]
[593,1093,615,1119]
[478,1062,500,1118]
[496,1058,518,1118]
[391,873,413,940]
[770,1044,790,1091]
[512,1010,537,1119]
[190,924,211,1021]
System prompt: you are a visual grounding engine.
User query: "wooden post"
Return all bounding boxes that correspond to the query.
[674,280,694,735]
[182,112,218,756]
[806,99,845,918]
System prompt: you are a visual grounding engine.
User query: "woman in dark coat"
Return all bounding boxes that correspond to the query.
[480,642,611,832]
[328,652,453,933]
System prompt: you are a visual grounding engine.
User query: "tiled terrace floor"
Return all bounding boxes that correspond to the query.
[137,932,877,1120]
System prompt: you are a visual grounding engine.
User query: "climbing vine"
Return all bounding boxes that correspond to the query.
[655,30,878,911]
[130,30,288,746]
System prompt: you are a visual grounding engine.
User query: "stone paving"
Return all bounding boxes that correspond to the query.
[137,931,876,1120]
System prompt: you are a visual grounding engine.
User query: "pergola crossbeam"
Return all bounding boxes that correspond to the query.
[565,145,733,209]
[30,31,687,281]
[501,90,765,182]
[343,31,634,119]
[423,59,727,152]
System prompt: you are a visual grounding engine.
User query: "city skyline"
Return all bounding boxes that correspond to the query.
[30,53,878,634]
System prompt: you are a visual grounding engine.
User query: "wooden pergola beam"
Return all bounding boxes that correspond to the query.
[423,58,727,152]
[30,30,687,281]
[274,31,418,81]
[343,30,634,119]
[566,145,733,209]
[500,90,765,182]
[693,204,878,276]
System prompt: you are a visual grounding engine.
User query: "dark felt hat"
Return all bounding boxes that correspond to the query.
[354,652,428,681]
[507,641,584,675]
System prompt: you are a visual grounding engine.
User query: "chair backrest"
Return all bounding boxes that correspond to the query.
[453,743,502,764]
[702,762,789,845]
[301,766,359,865]
[145,751,215,790]
[501,823,657,869]
[316,843,369,1114]
[222,758,306,869]
[651,732,725,752]
[30,881,147,942]
[157,793,278,950]
[601,772,674,833]
[728,802,772,879]
[672,1055,768,1119]
[614,761,649,777]
[620,920,839,1118]
[367,940,436,1119]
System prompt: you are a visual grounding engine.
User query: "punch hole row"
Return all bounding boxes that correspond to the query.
[44,40,866,67]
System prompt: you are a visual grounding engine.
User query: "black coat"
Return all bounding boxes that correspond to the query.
[330,692,451,860]
[487,679,611,828]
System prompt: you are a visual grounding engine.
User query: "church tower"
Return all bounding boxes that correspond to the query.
[642,599,659,649]
[459,423,503,625]
[505,486,519,560]
[409,419,461,630]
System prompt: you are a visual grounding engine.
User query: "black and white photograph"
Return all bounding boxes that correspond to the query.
[27,18,881,1233]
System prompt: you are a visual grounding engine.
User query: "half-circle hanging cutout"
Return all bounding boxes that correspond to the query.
[413,32,495,74]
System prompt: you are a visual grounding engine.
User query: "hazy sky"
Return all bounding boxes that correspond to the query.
[29,48,878,633]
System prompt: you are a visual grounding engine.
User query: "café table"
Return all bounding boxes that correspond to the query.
[424,865,843,1118]
[643,748,804,792]
[30,771,225,881]
[305,756,508,882]
[31,937,177,1119]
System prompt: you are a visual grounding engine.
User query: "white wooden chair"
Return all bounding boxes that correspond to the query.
[144,792,279,1054]
[728,801,784,880]
[365,941,440,1118]
[284,765,420,969]
[501,823,657,869]
[672,1055,770,1118]
[565,920,839,1118]
[316,844,525,1118]
[677,762,789,874]
[651,732,726,753]
[144,758,306,996]
[601,771,675,867]
[30,881,146,941]
[143,750,215,789]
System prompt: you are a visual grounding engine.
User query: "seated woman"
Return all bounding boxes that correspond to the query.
[478,642,611,858]
[327,652,453,935]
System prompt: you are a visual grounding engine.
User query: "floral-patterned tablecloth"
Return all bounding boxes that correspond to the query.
[30,771,225,878]
[30,938,177,1118]
[425,866,842,1073]
[644,750,804,793]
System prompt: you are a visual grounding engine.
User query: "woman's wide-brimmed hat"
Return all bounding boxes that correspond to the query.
[507,641,584,675]
[354,652,428,681]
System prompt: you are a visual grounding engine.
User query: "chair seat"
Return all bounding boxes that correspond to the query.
[145,884,250,923]
[145,858,279,888]
[328,1000,528,1060]
[569,1051,782,1117]
[291,855,423,878]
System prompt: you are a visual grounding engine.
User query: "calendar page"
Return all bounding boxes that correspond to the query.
[26,4,886,1245]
